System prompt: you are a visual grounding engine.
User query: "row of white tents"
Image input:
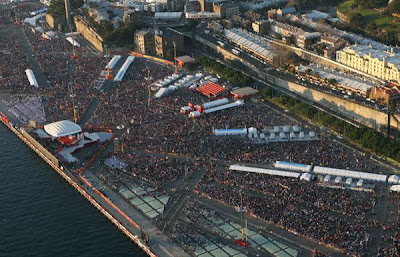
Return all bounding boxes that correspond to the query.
[155,74,203,98]
[229,162,400,188]
[114,56,135,82]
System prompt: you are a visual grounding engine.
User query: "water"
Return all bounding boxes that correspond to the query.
[0,125,146,257]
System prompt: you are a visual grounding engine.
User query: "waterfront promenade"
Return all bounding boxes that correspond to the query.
[0,111,189,257]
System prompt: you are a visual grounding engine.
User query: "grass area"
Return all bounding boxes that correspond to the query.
[337,0,354,14]
[375,15,400,29]
[337,0,400,29]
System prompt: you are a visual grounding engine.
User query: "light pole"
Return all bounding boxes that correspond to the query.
[173,41,177,73]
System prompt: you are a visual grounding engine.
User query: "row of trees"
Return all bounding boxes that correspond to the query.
[261,87,400,161]
[93,20,142,47]
[198,57,255,87]
[353,0,386,9]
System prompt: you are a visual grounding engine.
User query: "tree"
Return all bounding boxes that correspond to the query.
[72,0,84,9]
[354,0,387,9]
[286,35,295,46]
[165,48,175,60]
[274,33,282,40]
[348,12,365,28]
[388,0,400,14]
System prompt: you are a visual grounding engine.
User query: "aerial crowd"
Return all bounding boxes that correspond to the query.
[1,2,399,257]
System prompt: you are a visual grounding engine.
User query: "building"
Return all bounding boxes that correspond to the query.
[252,19,269,34]
[304,10,330,20]
[369,82,400,105]
[198,0,213,12]
[321,35,348,58]
[321,35,341,47]
[231,86,259,99]
[212,1,239,18]
[154,12,182,21]
[208,21,223,32]
[276,7,296,19]
[197,0,239,18]
[154,29,184,58]
[185,11,221,19]
[296,31,320,48]
[296,65,373,97]
[267,19,299,37]
[88,8,109,22]
[175,55,196,67]
[135,30,155,55]
[224,28,276,63]
[184,0,201,13]
[336,45,400,82]
[123,10,141,23]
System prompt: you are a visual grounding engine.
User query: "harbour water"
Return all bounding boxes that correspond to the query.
[0,125,146,257]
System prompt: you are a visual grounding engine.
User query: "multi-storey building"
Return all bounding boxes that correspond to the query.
[336,45,400,82]
[135,30,155,55]
[252,19,269,34]
[267,19,299,37]
[154,29,184,58]
[197,0,239,18]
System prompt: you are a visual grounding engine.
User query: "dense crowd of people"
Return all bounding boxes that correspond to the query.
[172,222,212,254]
[196,166,376,256]
[1,3,398,256]
[377,192,400,257]
[101,152,198,190]
[0,27,30,92]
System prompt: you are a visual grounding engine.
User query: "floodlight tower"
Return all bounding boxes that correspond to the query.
[64,0,72,29]
[173,41,178,74]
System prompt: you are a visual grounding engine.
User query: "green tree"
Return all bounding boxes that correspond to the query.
[72,0,84,9]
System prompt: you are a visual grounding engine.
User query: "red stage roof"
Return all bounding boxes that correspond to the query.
[196,82,226,97]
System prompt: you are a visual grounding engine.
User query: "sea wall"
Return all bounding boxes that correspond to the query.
[74,16,104,53]
[20,128,59,167]
[45,14,55,29]
[266,75,400,132]
[0,115,156,257]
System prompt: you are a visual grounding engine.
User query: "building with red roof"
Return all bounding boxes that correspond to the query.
[196,82,226,97]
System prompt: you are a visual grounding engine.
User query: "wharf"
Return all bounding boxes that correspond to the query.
[0,111,185,257]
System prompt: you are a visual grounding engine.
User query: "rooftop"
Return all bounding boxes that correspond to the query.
[44,120,82,138]
[231,86,259,97]
[224,28,275,60]
[197,82,226,97]
[342,44,400,69]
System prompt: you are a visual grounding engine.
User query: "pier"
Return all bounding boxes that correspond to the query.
[0,112,157,257]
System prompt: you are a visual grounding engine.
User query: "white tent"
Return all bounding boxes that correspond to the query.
[313,166,387,182]
[300,173,312,181]
[24,13,45,26]
[106,55,121,69]
[66,37,80,47]
[25,69,39,88]
[229,165,300,178]
[214,128,247,136]
[274,161,311,172]
[44,120,82,137]
[202,98,229,109]
[390,185,400,192]
[334,176,343,184]
[114,56,135,82]
[388,175,400,184]
[155,87,169,98]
